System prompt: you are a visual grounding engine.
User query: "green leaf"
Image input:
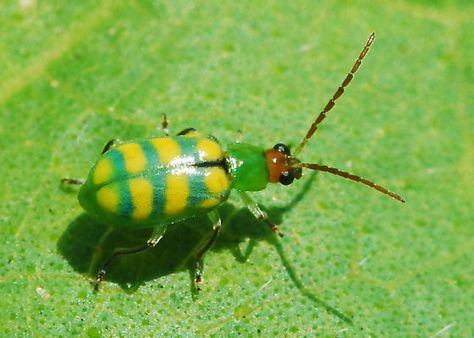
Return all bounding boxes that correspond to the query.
[1,0,472,336]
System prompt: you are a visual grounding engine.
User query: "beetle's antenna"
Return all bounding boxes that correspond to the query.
[293,32,376,157]
[300,162,405,203]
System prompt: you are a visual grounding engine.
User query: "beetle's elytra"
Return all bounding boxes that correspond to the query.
[78,134,232,229]
[62,32,404,291]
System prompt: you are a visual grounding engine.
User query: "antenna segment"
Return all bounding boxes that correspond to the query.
[293,32,376,157]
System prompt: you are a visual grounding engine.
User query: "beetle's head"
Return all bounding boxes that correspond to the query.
[260,33,403,202]
[265,143,302,186]
[264,141,404,202]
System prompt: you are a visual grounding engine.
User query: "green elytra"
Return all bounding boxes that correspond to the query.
[62,32,404,292]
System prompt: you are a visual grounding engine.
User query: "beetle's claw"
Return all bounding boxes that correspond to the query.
[271,224,284,237]
[265,220,283,237]
[195,277,202,292]
[275,228,284,238]
[94,269,106,292]
[194,268,203,292]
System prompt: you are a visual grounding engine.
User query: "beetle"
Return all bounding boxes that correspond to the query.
[62,32,404,291]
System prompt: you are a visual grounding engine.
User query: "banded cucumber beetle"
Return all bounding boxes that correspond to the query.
[62,32,404,291]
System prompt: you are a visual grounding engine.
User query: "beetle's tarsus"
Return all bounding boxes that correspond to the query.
[192,211,221,293]
[266,220,284,237]
[94,269,106,292]
[273,225,284,238]
[61,177,84,185]
[194,264,203,292]
[161,114,170,136]
[238,191,284,237]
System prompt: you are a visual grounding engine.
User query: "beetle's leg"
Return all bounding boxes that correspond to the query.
[62,138,121,186]
[161,114,170,136]
[101,139,122,154]
[177,127,197,136]
[94,226,167,291]
[194,210,221,291]
[61,177,85,185]
[238,191,283,237]
[94,244,150,291]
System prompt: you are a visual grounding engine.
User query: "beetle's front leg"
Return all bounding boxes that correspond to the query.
[94,226,167,291]
[194,210,222,291]
[238,191,283,237]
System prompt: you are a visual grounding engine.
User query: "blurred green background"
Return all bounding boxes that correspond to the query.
[1,0,472,336]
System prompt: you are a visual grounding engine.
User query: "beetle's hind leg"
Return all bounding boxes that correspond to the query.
[94,226,167,291]
[194,210,222,291]
[238,191,283,237]
[94,243,150,291]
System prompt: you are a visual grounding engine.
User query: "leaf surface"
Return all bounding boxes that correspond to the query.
[1,1,473,336]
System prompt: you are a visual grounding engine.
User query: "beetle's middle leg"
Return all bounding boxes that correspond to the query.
[238,191,283,237]
[194,210,222,291]
[94,226,167,291]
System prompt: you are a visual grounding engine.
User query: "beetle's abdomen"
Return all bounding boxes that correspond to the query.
[79,135,231,228]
